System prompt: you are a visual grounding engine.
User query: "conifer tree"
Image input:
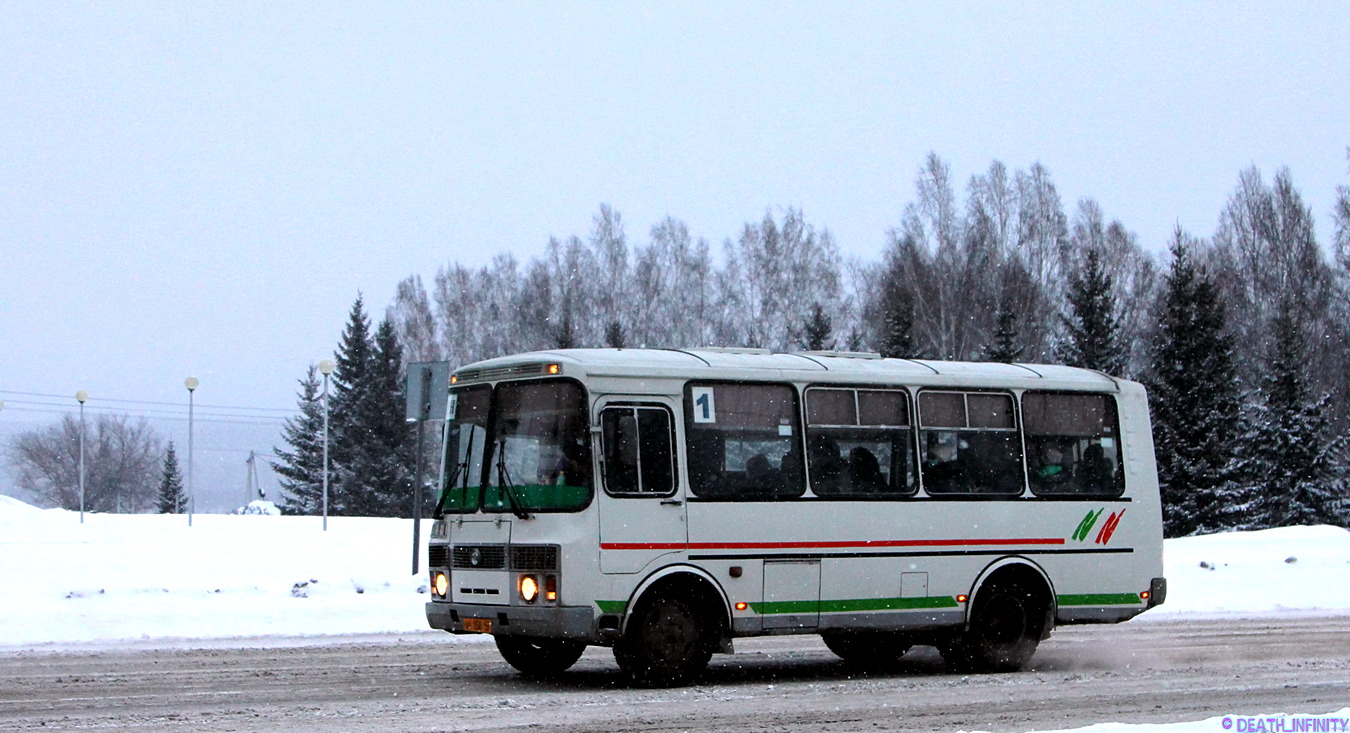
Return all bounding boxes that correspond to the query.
[982,291,1024,363]
[604,320,626,349]
[1145,233,1243,536]
[802,303,833,351]
[271,365,327,515]
[1060,248,1126,375]
[156,441,186,514]
[342,319,415,516]
[329,295,373,515]
[1240,302,1348,527]
[877,277,915,359]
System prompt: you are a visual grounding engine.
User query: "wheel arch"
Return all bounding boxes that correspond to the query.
[621,564,733,640]
[964,556,1058,639]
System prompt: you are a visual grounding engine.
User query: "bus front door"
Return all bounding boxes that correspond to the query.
[596,400,687,574]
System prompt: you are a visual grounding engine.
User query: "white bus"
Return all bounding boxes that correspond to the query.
[425,348,1166,686]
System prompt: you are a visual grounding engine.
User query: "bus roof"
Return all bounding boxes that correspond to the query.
[452,348,1124,391]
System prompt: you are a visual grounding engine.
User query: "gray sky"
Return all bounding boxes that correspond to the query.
[3,3,1349,506]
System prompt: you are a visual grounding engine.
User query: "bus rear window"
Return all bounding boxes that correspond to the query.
[685,383,804,500]
[1022,392,1124,497]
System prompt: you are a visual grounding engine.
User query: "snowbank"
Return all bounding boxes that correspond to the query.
[0,498,430,646]
[1149,524,1350,617]
[1,495,1347,647]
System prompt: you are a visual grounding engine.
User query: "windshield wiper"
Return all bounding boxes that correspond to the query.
[433,428,476,519]
[494,439,531,520]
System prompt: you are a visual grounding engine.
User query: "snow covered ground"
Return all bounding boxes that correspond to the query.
[1023,711,1350,733]
[3,494,1347,731]
[3,494,1348,648]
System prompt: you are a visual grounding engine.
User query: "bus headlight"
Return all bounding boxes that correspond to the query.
[433,572,449,598]
[520,575,539,604]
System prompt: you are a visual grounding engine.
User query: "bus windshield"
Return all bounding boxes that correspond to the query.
[436,379,592,515]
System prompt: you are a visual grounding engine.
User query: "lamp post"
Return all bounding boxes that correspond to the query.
[185,377,199,526]
[318,359,335,531]
[75,391,87,523]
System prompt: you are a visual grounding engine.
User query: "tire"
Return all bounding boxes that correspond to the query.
[613,593,713,687]
[942,580,1043,673]
[494,635,587,676]
[821,631,912,667]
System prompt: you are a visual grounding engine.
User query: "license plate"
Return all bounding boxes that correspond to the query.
[462,617,493,634]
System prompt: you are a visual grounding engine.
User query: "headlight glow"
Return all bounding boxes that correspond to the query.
[520,575,539,603]
[434,572,449,598]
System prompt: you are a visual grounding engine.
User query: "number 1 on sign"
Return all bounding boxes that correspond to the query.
[692,387,716,423]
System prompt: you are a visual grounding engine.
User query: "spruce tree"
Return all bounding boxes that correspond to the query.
[982,291,1024,363]
[156,441,186,514]
[1241,302,1347,528]
[342,319,415,517]
[271,365,327,515]
[329,295,373,515]
[877,278,915,359]
[802,303,833,351]
[1145,233,1243,536]
[1060,248,1126,375]
[604,320,626,349]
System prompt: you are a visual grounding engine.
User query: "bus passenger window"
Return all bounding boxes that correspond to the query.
[804,388,916,498]
[685,383,804,500]
[1022,392,1124,497]
[918,391,1023,496]
[601,406,675,496]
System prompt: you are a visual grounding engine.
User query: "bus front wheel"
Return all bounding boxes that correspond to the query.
[614,593,712,687]
[942,580,1043,673]
[494,635,587,676]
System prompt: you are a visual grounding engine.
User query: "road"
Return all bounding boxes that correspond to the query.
[0,615,1346,732]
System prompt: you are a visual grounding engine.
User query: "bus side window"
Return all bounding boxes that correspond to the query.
[805,387,916,498]
[601,406,676,496]
[918,391,1023,496]
[1022,392,1124,497]
[685,383,805,500]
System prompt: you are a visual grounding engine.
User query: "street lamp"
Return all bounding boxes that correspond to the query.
[185,377,199,527]
[318,359,334,531]
[75,390,87,523]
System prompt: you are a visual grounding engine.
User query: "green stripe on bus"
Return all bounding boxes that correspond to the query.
[595,600,627,614]
[1056,593,1142,606]
[750,596,959,615]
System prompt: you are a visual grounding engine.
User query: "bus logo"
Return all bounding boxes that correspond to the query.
[470,548,482,567]
[1071,508,1125,545]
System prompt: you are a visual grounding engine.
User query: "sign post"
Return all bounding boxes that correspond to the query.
[406,361,452,576]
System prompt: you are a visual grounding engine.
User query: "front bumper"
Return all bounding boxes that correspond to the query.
[426,601,595,640]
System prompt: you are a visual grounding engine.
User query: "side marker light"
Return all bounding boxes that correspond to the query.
[735,602,748,611]
[956,594,968,604]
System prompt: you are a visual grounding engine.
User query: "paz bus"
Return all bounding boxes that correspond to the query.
[424,348,1166,686]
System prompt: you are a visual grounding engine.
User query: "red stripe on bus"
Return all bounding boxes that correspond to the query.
[600,538,1065,551]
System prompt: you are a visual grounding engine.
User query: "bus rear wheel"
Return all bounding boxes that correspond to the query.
[494,636,586,676]
[614,593,712,687]
[821,631,912,667]
[942,580,1042,673]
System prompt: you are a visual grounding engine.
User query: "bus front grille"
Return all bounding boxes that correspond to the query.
[428,544,450,568]
[510,545,559,571]
[452,545,507,569]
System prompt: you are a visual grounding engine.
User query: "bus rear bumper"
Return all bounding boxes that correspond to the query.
[426,601,594,640]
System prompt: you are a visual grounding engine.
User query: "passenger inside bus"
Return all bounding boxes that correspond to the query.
[1075,443,1115,491]
[847,446,886,493]
[1033,441,1072,485]
[807,434,844,495]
